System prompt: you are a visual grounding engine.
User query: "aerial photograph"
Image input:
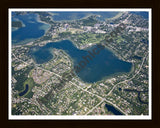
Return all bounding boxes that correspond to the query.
[9,9,151,119]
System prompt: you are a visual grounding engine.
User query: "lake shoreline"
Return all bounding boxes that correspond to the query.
[30,40,132,83]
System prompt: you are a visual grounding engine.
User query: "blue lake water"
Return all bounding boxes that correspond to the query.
[51,12,119,21]
[19,84,29,96]
[12,12,50,44]
[30,40,132,83]
[105,103,123,115]
[51,11,148,21]
[130,12,149,20]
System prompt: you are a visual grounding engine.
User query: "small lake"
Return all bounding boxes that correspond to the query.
[30,40,132,83]
[105,103,123,115]
[19,84,29,96]
[12,12,50,44]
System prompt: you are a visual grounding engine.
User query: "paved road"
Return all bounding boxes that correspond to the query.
[13,52,147,115]
[106,53,147,96]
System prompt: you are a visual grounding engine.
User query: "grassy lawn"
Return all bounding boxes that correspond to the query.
[77,33,105,45]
